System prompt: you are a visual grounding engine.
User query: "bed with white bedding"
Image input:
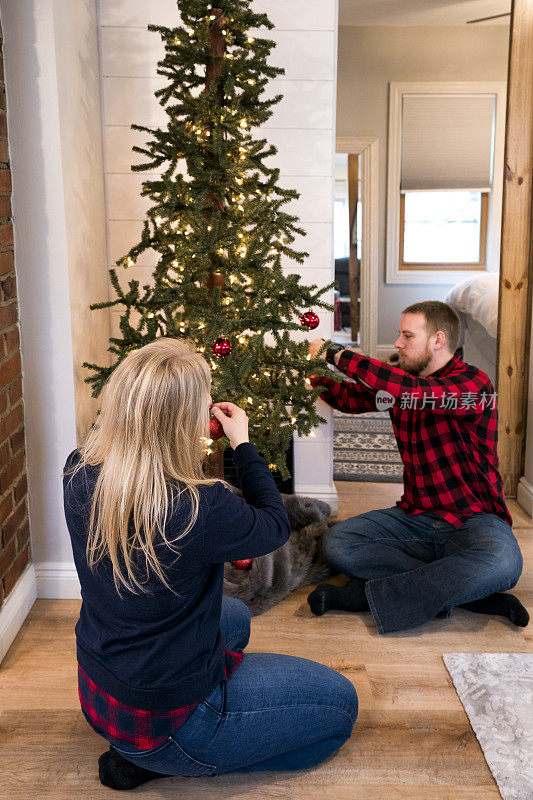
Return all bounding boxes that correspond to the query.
[444,273,499,385]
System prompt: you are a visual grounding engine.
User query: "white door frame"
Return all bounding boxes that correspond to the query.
[335,136,379,357]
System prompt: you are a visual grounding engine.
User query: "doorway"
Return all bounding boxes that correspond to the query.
[334,0,515,483]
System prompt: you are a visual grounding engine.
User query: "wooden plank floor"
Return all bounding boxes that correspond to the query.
[1,482,531,800]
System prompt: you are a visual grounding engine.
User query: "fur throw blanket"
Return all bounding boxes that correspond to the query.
[223,493,332,615]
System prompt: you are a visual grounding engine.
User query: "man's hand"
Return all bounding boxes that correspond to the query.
[309,339,327,359]
[309,339,346,366]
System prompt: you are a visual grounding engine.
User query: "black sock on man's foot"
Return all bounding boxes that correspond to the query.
[459,593,529,627]
[307,578,369,617]
[99,747,167,790]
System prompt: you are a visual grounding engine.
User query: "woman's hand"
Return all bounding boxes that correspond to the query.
[211,402,249,450]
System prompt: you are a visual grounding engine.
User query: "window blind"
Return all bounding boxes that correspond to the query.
[400,94,495,192]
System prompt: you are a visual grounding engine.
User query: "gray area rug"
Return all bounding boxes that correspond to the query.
[333,409,403,483]
[443,653,533,800]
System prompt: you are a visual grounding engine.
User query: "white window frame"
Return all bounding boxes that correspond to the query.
[386,81,507,285]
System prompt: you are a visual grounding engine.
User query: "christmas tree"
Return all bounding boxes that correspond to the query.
[84,0,338,478]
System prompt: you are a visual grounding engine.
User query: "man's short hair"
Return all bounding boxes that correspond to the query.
[402,301,461,353]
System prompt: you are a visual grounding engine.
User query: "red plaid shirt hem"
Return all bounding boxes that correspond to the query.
[78,650,243,750]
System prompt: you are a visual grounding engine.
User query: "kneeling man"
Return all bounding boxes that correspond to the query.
[307,301,528,634]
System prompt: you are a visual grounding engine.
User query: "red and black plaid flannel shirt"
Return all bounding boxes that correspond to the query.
[78,650,243,750]
[312,351,511,528]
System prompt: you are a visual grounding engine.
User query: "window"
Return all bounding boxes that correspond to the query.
[400,190,489,268]
[386,82,506,284]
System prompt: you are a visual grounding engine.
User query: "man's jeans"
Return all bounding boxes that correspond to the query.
[108,597,358,775]
[324,507,523,634]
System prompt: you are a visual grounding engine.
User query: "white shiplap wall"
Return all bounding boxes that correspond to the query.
[97,0,338,505]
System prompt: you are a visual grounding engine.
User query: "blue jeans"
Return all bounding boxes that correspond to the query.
[109,597,358,775]
[324,506,523,634]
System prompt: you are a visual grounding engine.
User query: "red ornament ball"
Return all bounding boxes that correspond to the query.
[300,311,319,330]
[211,337,232,358]
[209,416,224,440]
[232,559,253,571]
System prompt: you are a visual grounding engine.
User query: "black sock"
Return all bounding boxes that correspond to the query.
[459,593,529,627]
[99,747,167,790]
[307,578,369,617]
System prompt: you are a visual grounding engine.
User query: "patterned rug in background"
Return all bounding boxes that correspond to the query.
[333,409,404,483]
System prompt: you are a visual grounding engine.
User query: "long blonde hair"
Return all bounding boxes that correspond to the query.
[68,338,229,595]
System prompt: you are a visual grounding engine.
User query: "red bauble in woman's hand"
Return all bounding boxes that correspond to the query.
[232,559,253,570]
[209,416,224,440]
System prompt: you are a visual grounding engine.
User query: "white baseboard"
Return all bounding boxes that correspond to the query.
[34,561,81,599]
[0,563,37,664]
[517,476,533,518]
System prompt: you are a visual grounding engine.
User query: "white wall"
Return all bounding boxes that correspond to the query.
[98,0,339,507]
[337,25,510,346]
[1,0,77,573]
[0,0,108,595]
[54,0,110,446]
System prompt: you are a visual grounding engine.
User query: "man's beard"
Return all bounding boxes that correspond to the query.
[400,344,432,376]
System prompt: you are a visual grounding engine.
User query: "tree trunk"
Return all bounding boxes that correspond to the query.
[204,8,227,479]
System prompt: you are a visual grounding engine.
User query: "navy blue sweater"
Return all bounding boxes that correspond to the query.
[63,443,290,711]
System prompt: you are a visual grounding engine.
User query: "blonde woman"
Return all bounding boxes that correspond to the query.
[63,339,357,790]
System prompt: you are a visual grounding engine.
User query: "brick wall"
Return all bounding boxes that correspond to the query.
[0,25,30,610]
